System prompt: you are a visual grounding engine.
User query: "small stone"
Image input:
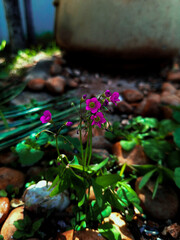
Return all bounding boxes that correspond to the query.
[161,92,180,106]
[0,197,10,224]
[116,101,133,114]
[105,212,135,240]
[46,76,66,94]
[22,180,70,212]
[0,167,25,190]
[57,229,74,240]
[74,229,106,240]
[68,78,80,88]
[92,136,112,150]
[162,223,180,239]
[167,70,180,82]
[0,206,24,240]
[161,82,177,94]
[112,143,149,166]
[0,151,17,164]
[135,177,179,220]
[50,63,62,75]
[27,78,45,91]
[122,89,143,103]
[92,149,110,160]
[135,93,161,117]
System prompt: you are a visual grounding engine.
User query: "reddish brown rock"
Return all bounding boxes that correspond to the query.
[50,63,62,75]
[68,78,80,88]
[122,89,143,103]
[46,76,66,94]
[0,151,17,164]
[0,197,10,224]
[167,70,180,82]
[74,229,105,240]
[161,82,177,94]
[161,105,173,119]
[116,101,133,114]
[162,223,180,239]
[112,142,149,166]
[135,177,179,220]
[105,212,135,240]
[27,78,45,91]
[135,93,161,117]
[161,92,180,106]
[0,167,25,190]
[57,229,74,240]
[92,136,112,150]
[0,206,24,240]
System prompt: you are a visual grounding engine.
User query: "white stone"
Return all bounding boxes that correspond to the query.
[22,180,70,212]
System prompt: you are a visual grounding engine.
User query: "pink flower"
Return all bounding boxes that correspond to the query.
[105,90,111,97]
[66,121,73,127]
[91,112,106,128]
[110,92,120,106]
[40,110,52,124]
[86,98,101,113]
[103,99,109,107]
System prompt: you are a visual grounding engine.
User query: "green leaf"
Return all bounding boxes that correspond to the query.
[133,164,156,175]
[173,128,180,148]
[98,223,121,240]
[91,179,103,207]
[167,151,180,169]
[89,158,109,172]
[13,230,25,239]
[104,189,124,212]
[142,139,172,161]
[95,174,121,188]
[152,174,162,199]
[173,110,180,123]
[139,169,157,189]
[159,119,179,136]
[15,141,44,166]
[0,189,7,197]
[120,140,136,151]
[0,234,4,240]
[174,167,180,188]
[32,218,44,233]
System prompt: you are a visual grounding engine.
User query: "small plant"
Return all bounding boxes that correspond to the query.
[13,215,44,239]
[36,90,141,239]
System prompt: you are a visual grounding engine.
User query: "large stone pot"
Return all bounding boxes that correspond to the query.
[54,0,180,59]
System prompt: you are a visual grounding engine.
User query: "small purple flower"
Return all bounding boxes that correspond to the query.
[86,97,101,113]
[66,121,73,127]
[105,90,111,97]
[40,110,52,124]
[91,112,106,128]
[103,99,109,107]
[110,92,120,106]
[83,94,87,99]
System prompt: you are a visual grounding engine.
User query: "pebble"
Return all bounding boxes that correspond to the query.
[27,78,45,91]
[161,92,180,106]
[22,180,70,212]
[116,101,133,114]
[167,70,180,81]
[112,143,149,166]
[73,229,106,240]
[0,167,25,190]
[50,63,62,75]
[0,197,10,224]
[122,89,144,103]
[46,76,66,94]
[105,212,135,240]
[92,136,112,150]
[161,82,177,94]
[135,177,179,220]
[0,151,17,164]
[0,206,24,240]
[162,223,180,239]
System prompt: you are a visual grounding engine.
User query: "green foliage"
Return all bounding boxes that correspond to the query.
[0,189,7,197]
[15,139,44,166]
[174,167,180,188]
[13,216,43,239]
[98,223,121,240]
[0,235,4,240]
[0,40,6,51]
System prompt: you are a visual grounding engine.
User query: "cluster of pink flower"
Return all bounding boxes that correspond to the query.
[85,90,120,128]
[40,90,120,128]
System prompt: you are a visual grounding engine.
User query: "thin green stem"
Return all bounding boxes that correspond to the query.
[87,125,92,167]
[84,125,90,168]
[56,135,61,157]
